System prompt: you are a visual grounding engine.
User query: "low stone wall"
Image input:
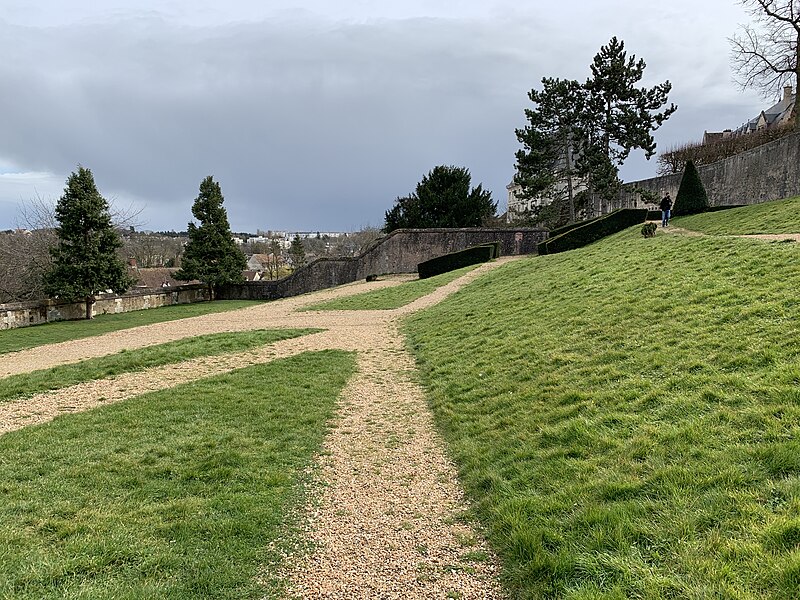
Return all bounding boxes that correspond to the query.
[0,284,209,330]
[219,227,548,301]
[621,131,800,208]
[0,227,548,327]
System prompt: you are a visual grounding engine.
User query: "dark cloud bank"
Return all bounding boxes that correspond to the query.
[0,10,761,231]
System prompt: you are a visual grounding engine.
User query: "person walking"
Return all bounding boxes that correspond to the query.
[659,193,672,227]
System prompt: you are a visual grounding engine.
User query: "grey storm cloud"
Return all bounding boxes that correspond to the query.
[0,2,765,231]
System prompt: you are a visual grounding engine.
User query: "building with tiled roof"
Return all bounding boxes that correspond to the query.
[704,86,795,143]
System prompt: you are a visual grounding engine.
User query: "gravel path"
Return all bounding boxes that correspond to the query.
[0,259,520,598]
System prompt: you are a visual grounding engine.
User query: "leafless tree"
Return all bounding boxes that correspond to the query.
[730,0,800,129]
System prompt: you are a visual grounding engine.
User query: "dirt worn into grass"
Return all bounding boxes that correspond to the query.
[0,262,516,598]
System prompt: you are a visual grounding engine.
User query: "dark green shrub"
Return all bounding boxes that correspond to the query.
[537,209,648,255]
[672,160,710,216]
[548,215,603,237]
[417,245,495,279]
[646,210,662,221]
[641,223,657,238]
[479,242,501,259]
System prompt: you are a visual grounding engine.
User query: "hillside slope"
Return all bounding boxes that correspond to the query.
[405,226,800,598]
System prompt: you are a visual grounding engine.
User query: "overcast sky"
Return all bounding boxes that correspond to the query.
[0,1,770,232]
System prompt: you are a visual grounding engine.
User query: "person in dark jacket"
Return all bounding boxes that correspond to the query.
[659,193,672,227]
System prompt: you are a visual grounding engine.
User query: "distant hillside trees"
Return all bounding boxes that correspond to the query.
[383,165,496,233]
[44,166,133,319]
[175,176,247,298]
[672,160,710,216]
[730,0,799,131]
[516,37,676,223]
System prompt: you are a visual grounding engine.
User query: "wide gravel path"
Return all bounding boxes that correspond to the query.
[0,259,521,598]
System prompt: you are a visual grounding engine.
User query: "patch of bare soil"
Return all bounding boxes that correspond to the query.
[1,258,521,598]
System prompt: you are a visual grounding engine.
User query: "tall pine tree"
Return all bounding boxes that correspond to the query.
[175,176,247,298]
[583,37,677,211]
[515,78,586,224]
[44,166,132,319]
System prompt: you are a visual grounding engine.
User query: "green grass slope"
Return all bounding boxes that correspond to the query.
[676,195,800,235]
[405,228,800,598]
[0,350,356,599]
[302,265,477,311]
[0,300,264,355]
[0,328,316,403]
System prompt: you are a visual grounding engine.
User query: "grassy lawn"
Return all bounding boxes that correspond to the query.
[676,195,800,235]
[301,265,478,311]
[0,328,317,403]
[0,300,265,355]
[0,350,356,599]
[404,227,800,598]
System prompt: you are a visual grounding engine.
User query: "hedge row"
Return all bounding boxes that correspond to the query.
[548,214,603,237]
[538,208,648,255]
[417,244,496,279]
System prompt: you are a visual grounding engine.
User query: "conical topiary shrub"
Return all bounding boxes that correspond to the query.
[672,160,710,216]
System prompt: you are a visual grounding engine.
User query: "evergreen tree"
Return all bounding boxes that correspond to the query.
[44,166,133,319]
[672,160,710,216]
[515,38,676,220]
[583,37,677,209]
[289,235,306,269]
[383,166,496,233]
[175,176,247,298]
[515,78,586,224]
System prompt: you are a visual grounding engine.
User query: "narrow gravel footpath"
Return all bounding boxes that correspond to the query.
[0,259,522,598]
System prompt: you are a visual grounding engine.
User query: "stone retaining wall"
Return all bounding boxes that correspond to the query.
[0,227,548,327]
[218,227,548,301]
[0,284,209,330]
[620,131,800,208]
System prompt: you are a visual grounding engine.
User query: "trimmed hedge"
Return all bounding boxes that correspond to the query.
[479,241,501,259]
[537,208,648,255]
[548,215,604,237]
[646,210,662,221]
[417,244,495,279]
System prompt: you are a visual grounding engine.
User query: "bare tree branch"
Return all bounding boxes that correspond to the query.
[730,0,800,129]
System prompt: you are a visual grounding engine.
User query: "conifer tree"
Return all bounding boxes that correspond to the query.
[383,166,496,233]
[672,160,710,216]
[583,37,677,209]
[289,235,306,270]
[175,176,246,298]
[44,166,133,319]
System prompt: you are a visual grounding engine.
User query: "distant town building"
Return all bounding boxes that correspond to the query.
[704,85,795,143]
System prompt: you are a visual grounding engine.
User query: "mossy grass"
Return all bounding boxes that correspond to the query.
[0,328,317,403]
[676,195,800,235]
[404,227,800,597]
[301,265,478,311]
[0,300,265,355]
[0,350,356,599]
